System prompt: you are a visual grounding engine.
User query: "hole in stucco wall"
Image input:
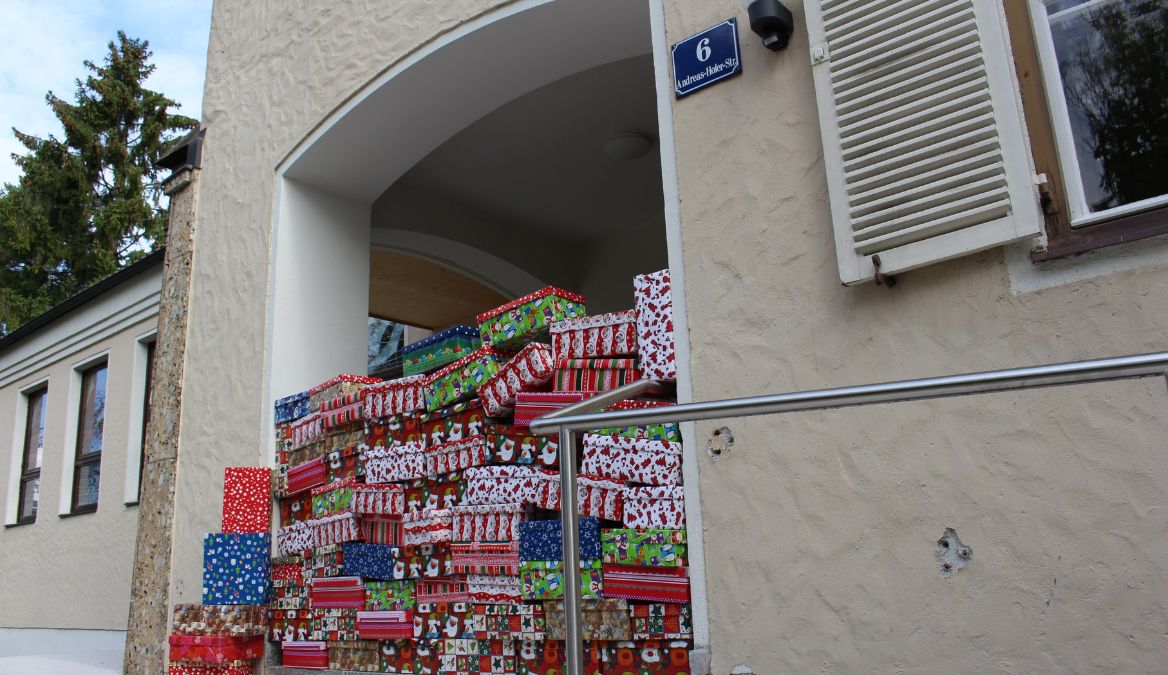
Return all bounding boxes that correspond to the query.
[706,426,734,459]
[937,527,972,577]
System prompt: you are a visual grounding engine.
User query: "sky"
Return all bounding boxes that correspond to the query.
[0,0,214,187]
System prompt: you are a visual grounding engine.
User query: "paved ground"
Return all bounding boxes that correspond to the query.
[0,651,122,674]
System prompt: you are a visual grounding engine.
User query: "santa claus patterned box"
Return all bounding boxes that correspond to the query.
[362,441,427,483]
[536,473,624,521]
[465,574,522,603]
[545,598,631,640]
[581,433,682,486]
[478,342,556,416]
[623,486,686,529]
[403,509,454,546]
[282,639,329,669]
[451,503,531,543]
[364,410,423,449]
[268,608,312,642]
[171,604,267,637]
[550,308,637,362]
[363,374,431,418]
[380,639,439,674]
[425,346,501,412]
[451,541,521,576]
[202,533,270,605]
[365,579,416,610]
[426,436,491,476]
[631,603,693,640]
[473,603,545,641]
[519,559,603,600]
[403,325,482,376]
[634,269,677,381]
[554,358,643,393]
[518,516,602,560]
[601,528,687,568]
[310,607,358,641]
[308,374,381,410]
[221,467,271,534]
[476,286,587,350]
[328,638,381,671]
[356,610,414,640]
[463,466,545,506]
[489,426,559,467]
[309,576,365,610]
[420,398,492,446]
[415,601,475,640]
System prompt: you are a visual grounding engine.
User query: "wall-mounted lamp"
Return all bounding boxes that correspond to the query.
[744,0,794,51]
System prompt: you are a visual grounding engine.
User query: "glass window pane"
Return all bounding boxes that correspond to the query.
[1045,0,1168,212]
[23,389,47,471]
[78,365,107,457]
[75,462,100,508]
[19,476,39,521]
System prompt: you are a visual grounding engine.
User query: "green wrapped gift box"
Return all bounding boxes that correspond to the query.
[425,347,501,412]
[519,559,602,600]
[476,286,587,350]
[402,326,482,376]
[364,579,416,610]
[601,528,688,567]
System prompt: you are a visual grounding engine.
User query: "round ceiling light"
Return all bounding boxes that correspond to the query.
[603,132,654,160]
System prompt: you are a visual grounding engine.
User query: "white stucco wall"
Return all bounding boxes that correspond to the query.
[181,0,1168,672]
[0,266,160,632]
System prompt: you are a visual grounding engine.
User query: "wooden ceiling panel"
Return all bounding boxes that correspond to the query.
[369,250,508,329]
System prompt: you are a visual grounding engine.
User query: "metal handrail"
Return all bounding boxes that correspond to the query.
[533,351,1168,675]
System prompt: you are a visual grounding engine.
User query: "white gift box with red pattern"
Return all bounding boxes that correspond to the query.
[466,574,523,603]
[352,483,406,515]
[462,466,544,506]
[362,374,430,417]
[402,509,453,546]
[308,511,362,548]
[290,412,324,449]
[363,441,426,483]
[277,520,314,555]
[478,343,556,416]
[450,503,532,542]
[425,436,490,476]
[535,473,624,521]
[580,433,682,486]
[633,269,677,381]
[622,486,685,529]
[550,309,638,362]
[415,577,469,604]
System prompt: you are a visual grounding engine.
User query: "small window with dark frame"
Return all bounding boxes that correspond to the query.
[136,340,156,501]
[72,362,108,513]
[16,387,48,524]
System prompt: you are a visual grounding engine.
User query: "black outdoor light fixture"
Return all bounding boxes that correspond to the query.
[747,0,794,51]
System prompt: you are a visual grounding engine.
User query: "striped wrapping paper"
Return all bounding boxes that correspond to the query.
[355,610,414,640]
[512,391,592,428]
[289,412,324,449]
[362,374,430,417]
[286,457,327,496]
[554,357,643,392]
[360,514,404,546]
[306,511,361,548]
[477,342,556,416]
[309,576,366,608]
[550,309,638,361]
[416,577,469,604]
[451,542,521,575]
[281,640,329,669]
[320,398,363,430]
[601,564,690,604]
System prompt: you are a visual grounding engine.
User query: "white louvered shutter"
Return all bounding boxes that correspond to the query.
[805,0,1041,285]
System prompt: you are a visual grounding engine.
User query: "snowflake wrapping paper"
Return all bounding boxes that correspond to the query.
[518,516,602,561]
[201,533,270,605]
[220,467,271,534]
[340,542,402,580]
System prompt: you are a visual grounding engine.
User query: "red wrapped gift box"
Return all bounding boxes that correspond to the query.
[278,492,310,527]
[282,640,328,669]
[451,542,521,575]
[416,577,469,604]
[602,565,691,603]
[364,411,423,449]
[402,509,453,546]
[351,483,405,515]
[465,574,522,603]
[286,457,327,495]
[360,514,404,546]
[611,640,691,674]
[513,391,594,428]
[478,343,556,417]
[581,433,682,486]
[634,269,677,381]
[167,664,254,675]
[420,399,491,447]
[550,308,638,362]
[309,576,365,609]
[221,467,271,534]
[269,608,312,642]
[425,436,491,476]
[305,511,361,548]
[356,610,414,640]
[554,357,643,393]
[167,635,264,664]
[362,374,431,417]
[271,557,303,583]
[535,473,624,521]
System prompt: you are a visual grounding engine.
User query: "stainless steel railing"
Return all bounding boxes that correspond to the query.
[529,351,1168,675]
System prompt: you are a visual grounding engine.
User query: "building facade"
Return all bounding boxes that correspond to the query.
[118,0,1168,673]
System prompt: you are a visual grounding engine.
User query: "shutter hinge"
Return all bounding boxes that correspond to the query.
[872,255,896,288]
[810,43,830,65]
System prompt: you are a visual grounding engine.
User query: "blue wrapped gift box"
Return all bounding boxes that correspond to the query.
[341,542,401,580]
[275,390,311,424]
[202,533,271,605]
[518,517,601,561]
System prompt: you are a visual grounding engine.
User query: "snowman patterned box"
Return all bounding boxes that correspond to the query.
[514,639,608,675]
[631,603,694,640]
[415,601,475,640]
[220,467,271,534]
[380,638,440,674]
[202,533,271,605]
[601,529,688,568]
[327,638,381,671]
[612,640,692,675]
[268,608,312,642]
[364,410,423,449]
[488,426,559,467]
[425,346,502,412]
[476,286,587,350]
[323,446,362,483]
[478,342,556,417]
[420,398,492,447]
[634,269,678,381]
[364,579,417,611]
[425,471,467,511]
[363,374,431,418]
[581,433,682,487]
[518,559,603,600]
[473,603,546,641]
[622,486,686,529]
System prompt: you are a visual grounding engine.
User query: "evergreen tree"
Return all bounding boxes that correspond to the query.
[0,31,197,335]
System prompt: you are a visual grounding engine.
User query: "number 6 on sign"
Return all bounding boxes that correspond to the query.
[696,38,711,62]
[671,18,743,99]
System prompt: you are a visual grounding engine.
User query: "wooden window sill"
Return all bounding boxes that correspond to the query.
[60,505,98,518]
[1033,205,1168,262]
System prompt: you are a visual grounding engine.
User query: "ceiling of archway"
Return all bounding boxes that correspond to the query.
[369,249,508,329]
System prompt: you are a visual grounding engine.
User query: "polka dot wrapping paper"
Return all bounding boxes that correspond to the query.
[220,467,272,533]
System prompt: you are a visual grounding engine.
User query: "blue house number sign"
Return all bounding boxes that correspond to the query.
[672,18,742,99]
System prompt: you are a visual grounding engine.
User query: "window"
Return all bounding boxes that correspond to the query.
[71,363,107,513]
[136,340,156,501]
[16,387,48,524]
[1021,0,1168,258]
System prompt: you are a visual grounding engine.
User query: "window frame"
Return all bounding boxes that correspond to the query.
[135,339,156,503]
[14,386,48,525]
[69,361,108,515]
[1016,0,1168,260]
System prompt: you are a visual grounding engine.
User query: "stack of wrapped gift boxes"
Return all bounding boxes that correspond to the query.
[263,270,692,673]
[167,467,272,674]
